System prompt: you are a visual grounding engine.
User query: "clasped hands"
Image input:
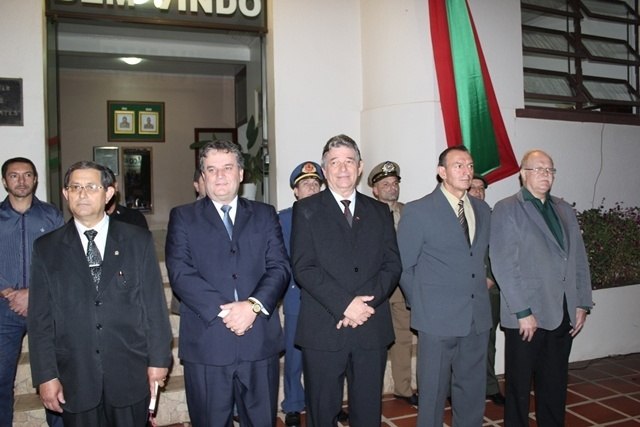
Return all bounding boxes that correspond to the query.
[337,295,375,329]
[220,301,257,336]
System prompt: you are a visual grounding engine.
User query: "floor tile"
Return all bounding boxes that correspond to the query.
[599,395,640,417]
[570,381,620,399]
[564,410,595,427]
[596,377,640,394]
[159,353,640,427]
[569,402,628,425]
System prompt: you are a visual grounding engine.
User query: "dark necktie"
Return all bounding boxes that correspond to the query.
[84,229,102,289]
[220,205,238,300]
[221,205,233,240]
[458,200,470,246]
[341,200,353,227]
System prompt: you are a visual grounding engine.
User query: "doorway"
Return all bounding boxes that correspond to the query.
[47,17,266,228]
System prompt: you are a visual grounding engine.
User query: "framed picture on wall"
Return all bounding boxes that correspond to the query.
[107,101,165,142]
[114,111,135,134]
[139,112,159,134]
[93,146,120,175]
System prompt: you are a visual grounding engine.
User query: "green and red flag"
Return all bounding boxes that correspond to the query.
[430,0,519,182]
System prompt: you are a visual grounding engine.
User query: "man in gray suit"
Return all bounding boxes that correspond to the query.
[490,149,593,427]
[397,145,492,427]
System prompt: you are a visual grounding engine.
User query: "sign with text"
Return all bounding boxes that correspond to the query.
[0,78,23,126]
[47,0,266,33]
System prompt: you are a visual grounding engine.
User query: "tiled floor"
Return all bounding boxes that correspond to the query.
[162,352,640,426]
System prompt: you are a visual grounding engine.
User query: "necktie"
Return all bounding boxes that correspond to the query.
[458,200,470,246]
[221,205,233,240]
[84,229,102,289]
[341,200,353,227]
[220,205,238,300]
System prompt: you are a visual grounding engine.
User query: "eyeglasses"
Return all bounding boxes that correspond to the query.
[66,184,104,194]
[522,167,557,175]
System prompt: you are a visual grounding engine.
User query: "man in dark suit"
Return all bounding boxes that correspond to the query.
[28,161,172,427]
[490,150,592,426]
[165,140,290,426]
[104,167,149,230]
[291,134,401,426]
[397,145,492,427]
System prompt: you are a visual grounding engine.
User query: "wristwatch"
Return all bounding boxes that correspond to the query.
[248,299,262,314]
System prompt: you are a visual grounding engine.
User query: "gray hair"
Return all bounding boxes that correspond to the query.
[321,134,362,168]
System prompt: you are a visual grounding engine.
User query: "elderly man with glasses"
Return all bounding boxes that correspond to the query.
[490,150,593,427]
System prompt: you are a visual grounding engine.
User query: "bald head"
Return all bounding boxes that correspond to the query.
[520,150,556,201]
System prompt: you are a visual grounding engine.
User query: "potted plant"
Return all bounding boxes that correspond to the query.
[240,116,264,199]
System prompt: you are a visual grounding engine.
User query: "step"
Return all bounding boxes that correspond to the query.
[13,374,190,427]
[14,346,416,426]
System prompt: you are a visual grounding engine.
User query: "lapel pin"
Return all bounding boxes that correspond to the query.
[114,250,120,256]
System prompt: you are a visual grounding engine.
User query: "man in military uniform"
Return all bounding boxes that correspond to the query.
[368,161,418,406]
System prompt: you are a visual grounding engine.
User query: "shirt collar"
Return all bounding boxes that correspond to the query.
[440,184,470,206]
[522,187,553,205]
[211,196,239,221]
[329,188,356,211]
[74,213,109,235]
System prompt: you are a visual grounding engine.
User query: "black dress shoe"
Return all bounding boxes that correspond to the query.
[285,411,301,426]
[487,392,506,406]
[337,409,349,422]
[393,393,419,406]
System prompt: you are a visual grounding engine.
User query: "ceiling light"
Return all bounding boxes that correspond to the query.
[120,57,143,65]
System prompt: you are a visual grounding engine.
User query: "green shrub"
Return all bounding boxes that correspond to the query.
[577,202,640,289]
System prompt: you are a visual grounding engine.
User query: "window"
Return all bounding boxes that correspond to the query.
[519,0,640,123]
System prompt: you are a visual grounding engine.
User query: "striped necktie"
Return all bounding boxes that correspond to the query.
[458,200,470,246]
[221,205,233,240]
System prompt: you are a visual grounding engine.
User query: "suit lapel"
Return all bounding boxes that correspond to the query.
[198,198,231,241]
[519,193,566,254]
[61,221,92,282]
[468,196,481,247]
[434,189,470,247]
[550,196,571,252]
[233,197,253,240]
[321,189,352,233]
[98,221,123,295]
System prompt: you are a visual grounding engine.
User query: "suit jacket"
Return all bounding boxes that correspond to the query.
[489,189,593,330]
[165,197,290,365]
[397,185,492,337]
[278,207,301,316]
[291,189,401,351]
[28,219,172,413]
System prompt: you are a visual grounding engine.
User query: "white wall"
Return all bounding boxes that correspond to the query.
[269,0,363,210]
[268,0,640,373]
[0,0,48,201]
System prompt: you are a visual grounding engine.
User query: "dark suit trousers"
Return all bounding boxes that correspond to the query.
[60,396,148,427]
[302,345,387,427]
[486,286,501,395]
[183,356,279,427]
[504,303,573,427]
